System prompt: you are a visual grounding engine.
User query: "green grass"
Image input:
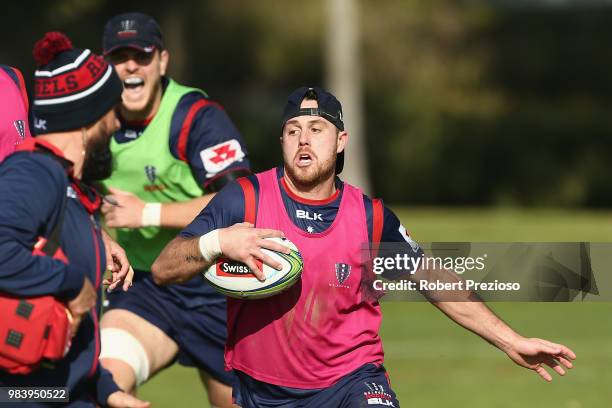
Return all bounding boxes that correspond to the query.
[139,207,612,407]
[381,302,610,408]
[395,207,612,242]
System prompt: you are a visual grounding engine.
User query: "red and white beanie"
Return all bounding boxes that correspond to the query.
[31,31,122,135]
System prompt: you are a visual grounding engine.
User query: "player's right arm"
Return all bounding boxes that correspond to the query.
[151,180,288,284]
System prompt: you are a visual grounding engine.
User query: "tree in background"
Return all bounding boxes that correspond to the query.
[3,0,612,206]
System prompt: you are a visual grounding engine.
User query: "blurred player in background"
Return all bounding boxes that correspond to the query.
[0,32,147,408]
[0,64,31,161]
[98,12,250,407]
[152,86,576,407]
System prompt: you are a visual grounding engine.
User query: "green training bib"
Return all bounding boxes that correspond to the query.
[102,79,207,271]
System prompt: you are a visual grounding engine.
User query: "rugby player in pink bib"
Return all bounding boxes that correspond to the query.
[152,87,576,407]
[0,65,31,161]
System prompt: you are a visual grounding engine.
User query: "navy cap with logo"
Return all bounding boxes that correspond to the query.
[102,12,164,55]
[282,86,346,173]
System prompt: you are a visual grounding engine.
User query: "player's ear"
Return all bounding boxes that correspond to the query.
[159,49,169,76]
[337,130,348,154]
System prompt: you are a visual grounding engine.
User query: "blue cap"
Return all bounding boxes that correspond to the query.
[103,12,164,55]
[282,86,344,131]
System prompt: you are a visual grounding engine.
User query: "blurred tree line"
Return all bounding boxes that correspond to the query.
[2,0,612,207]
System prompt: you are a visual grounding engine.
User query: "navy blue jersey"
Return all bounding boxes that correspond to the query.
[181,167,418,248]
[0,141,119,404]
[113,77,250,191]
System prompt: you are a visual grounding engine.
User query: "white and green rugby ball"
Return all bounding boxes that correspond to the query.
[202,237,303,299]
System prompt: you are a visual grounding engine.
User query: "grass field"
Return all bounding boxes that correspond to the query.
[139,207,611,407]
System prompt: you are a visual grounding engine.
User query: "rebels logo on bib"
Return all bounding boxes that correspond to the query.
[215,258,261,278]
[200,139,245,177]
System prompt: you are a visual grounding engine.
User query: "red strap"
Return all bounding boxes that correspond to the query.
[70,181,101,214]
[32,237,68,264]
[237,177,256,224]
[15,138,64,158]
[372,198,384,257]
[53,247,69,264]
[14,137,36,152]
[14,139,74,177]
[176,99,222,162]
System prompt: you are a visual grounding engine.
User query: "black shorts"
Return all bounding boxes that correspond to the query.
[233,363,399,408]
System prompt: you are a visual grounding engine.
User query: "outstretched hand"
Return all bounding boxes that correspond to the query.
[219,222,290,281]
[504,336,576,382]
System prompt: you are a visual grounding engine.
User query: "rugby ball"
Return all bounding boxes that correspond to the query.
[202,237,303,299]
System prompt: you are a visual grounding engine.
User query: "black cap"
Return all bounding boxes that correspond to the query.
[103,12,163,55]
[282,86,344,131]
[282,86,345,173]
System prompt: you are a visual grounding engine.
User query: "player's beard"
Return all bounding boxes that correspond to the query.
[82,134,113,183]
[285,152,336,190]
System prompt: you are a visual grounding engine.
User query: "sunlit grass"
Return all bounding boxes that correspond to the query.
[139,207,611,407]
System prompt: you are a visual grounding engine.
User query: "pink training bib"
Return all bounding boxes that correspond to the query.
[225,168,384,388]
[0,66,31,161]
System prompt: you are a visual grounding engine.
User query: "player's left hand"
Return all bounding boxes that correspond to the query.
[504,336,576,382]
[101,229,133,291]
[102,186,146,228]
[106,390,150,408]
